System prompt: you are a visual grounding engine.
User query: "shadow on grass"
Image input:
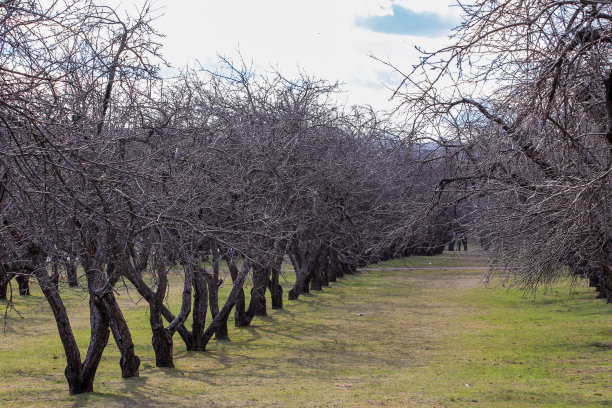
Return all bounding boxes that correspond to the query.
[70,376,151,408]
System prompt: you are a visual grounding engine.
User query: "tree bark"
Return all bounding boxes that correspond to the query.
[51,259,60,288]
[269,256,283,309]
[330,250,343,279]
[64,258,79,287]
[105,292,140,378]
[320,247,329,287]
[328,249,339,282]
[243,264,269,324]
[224,255,248,327]
[55,253,114,395]
[0,271,13,300]
[190,264,208,351]
[34,265,85,394]
[200,260,250,349]
[149,261,173,367]
[209,248,229,340]
[310,259,322,291]
[80,288,111,393]
[16,274,30,295]
[289,246,320,299]
[119,255,193,349]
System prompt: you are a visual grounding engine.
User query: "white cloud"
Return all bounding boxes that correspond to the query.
[131,0,460,110]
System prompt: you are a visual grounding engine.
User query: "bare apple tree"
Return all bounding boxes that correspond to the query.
[390,0,612,300]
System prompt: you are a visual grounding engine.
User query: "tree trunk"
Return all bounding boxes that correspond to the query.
[150,258,195,368]
[79,292,111,393]
[0,272,13,300]
[303,267,313,292]
[34,264,85,394]
[209,248,229,340]
[150,301,174,367]
[64,258,79,287]
[288,249,303,300]
[63,257,115,394]
[244,264,269,325]
[270,256,283,309]
[147,261,174,367]
[289,247,319,300]
[119,254,193,349]
[310,259,322,291]
[200,260,250,350]
[328,249,339,282]
[190,265,208,351]
[308,246,324,291]
[51,260,60,289]
[151,323,174,368]
[224,255,248,327]
[330,250,343,279]
[105,292,140,378]
[319,246,330,288]
[16,274,29,295]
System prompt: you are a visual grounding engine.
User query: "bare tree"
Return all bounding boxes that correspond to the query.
[389,0,612,300]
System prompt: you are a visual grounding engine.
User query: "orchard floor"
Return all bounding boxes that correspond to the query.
[0,251,611,407]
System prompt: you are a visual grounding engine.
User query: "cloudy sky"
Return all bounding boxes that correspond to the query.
[151,0,460,111]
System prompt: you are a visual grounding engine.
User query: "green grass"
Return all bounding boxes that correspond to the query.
[0,252,610,407]
[374,247,491,269]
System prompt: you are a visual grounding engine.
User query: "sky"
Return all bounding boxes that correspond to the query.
[144,0,461,111]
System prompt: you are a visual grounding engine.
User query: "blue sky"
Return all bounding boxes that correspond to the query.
[357,4,458,37]
[152,0,459,111]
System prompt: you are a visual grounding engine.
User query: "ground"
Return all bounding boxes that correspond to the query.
[0,251,611,407]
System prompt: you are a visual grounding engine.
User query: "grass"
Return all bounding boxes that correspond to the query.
[0,251,610,407]
[373,246,491,269]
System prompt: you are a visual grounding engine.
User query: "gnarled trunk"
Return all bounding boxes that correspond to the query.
[149,262,173,367]
[224,255,248,327]
[79,289,111,393]
[270,256,283,309]
[244,264,269,325]
[106,293,140,378]
[310,246,329,291]
[328,249,339,283]
[0,271,13,300]
[34,265,85,394]
[151,323,174,368]
[119,252,193,350]
[41,250,115,395]
[16,274,29,295]
[149,260,193,368]
[200,260,251,350]
[64,258,79,287]
[330,250,344,279]
[208,248,229,340]
[51,260,60,289]
[289,245,320,300]
[190,265,208,351]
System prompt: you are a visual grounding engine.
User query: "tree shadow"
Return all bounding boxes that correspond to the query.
[70,376,152,408]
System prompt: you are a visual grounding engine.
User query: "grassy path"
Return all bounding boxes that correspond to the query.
[0,252,611,407]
